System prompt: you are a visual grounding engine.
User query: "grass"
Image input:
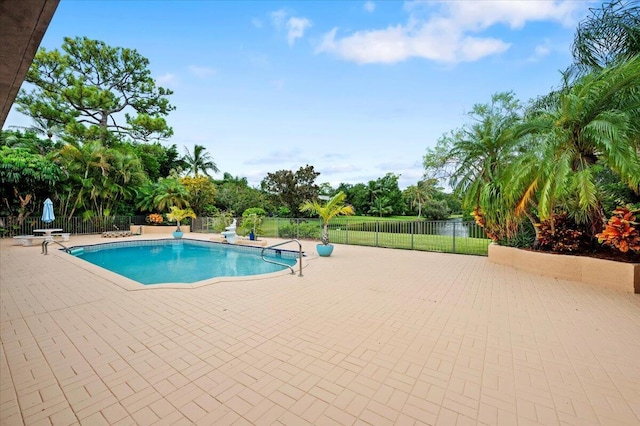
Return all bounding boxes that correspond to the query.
[259,217,491,256]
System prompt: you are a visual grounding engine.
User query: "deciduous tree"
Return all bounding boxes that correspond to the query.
[261,165,320,216]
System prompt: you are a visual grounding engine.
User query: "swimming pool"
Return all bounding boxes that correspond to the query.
[69,239,299,285]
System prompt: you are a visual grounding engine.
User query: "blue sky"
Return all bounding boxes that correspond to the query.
[4,0,599,189]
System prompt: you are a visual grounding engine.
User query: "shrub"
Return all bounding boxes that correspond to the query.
[596,206,640,253]
[278,221,320,239]
[146,213,164,225]
[535,213,591,253]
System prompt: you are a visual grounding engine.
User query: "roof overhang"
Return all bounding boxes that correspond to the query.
[0,0,60,128]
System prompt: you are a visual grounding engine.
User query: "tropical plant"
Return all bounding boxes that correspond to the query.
[424,91,525,240]
[0,146,62,221]
[146,213,164,225]
[184,144,219,177]
[535,213,592,253]
[240,207,266,237]
[596,206,640,253]
[180,175,217,215]
[404,179,437,217]
[513,56,640,237]
[572,0,640,71]
[166,206,196,231]
[300,191,355,245]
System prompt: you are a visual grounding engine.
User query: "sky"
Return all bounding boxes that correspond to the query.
[4,0,601,189]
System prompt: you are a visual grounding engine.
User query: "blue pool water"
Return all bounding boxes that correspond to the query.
[70,239,298,285]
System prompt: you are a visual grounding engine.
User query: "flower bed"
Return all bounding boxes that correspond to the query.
[488,244,639,294]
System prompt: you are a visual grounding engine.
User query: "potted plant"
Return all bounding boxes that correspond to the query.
[241,208,266,241]
[166,206,196,238]
[300,191,354,256]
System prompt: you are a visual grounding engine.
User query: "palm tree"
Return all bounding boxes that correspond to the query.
[404,179,436,217]
[513,56,640,236]
[300,191,354,245]
[424,91,525,240]
[184,144,219,177]
[572,0,640,71]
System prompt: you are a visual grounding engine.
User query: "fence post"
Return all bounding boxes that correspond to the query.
[452,220,456,254]
[346,220,349,244]
[375,221,379,247]
[411,221,414,250]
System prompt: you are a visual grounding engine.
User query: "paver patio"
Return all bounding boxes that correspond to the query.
[1,234,639,425]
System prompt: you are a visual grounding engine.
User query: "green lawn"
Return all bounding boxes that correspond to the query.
[259,217,490,256]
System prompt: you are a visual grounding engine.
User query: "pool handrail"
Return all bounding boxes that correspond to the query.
[41,239,71,255]
[261,239,303,277]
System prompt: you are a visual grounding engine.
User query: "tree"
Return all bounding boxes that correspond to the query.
[572,0,640,70]
[367,173,404,216]
[403,179,437,217]
[337,182,370,215]
[16,36,174,144]
[261,165,320,216]
[513,56,640,237]
[184,144,219,177]
[0,147,62,221]
[134,143,187,181]
[180,175,217,216]
[424,91,525,240]
[53,140,145,219]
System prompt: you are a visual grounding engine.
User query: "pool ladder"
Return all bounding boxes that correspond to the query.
[41,239,71,255]
[261,239,303,277]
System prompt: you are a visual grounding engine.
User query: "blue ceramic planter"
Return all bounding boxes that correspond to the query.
[316,244,334,257]
[173,231,184,239]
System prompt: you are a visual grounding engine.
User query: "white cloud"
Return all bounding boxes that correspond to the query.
[270,9,287,29]
[528,41,552,62]
[269,9,312,46]
[188,65,216,78]
[156,73,177,86]
[286,17,312,46]
[364,1,376,13]
[317,0,587,64]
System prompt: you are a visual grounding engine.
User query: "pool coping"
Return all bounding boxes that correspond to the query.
[53,237,313,291]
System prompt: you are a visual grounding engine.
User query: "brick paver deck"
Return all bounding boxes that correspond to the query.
[1,234,639,425]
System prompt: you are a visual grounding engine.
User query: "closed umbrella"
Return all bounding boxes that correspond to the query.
[42,198,55,226]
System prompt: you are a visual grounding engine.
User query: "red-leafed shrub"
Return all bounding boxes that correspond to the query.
[596,207,640,253]
[535,213,591,253]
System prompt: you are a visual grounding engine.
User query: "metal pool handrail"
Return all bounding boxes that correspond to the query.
[41,240,71,255]
[261,239,303,277]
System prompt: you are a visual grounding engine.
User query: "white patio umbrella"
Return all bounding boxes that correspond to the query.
[42,198,55,226]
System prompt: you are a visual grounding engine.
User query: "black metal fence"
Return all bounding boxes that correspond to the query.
[2,216,491,256]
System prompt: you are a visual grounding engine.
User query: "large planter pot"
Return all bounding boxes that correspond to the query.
[172,231,184,239]
[488,244,639,294]
[132,225,190,235]
[316,244,334,257]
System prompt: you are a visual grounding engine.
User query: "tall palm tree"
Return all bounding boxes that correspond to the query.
[513,56,640,236]
[184,144,219,177]
[404,179,436,218]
